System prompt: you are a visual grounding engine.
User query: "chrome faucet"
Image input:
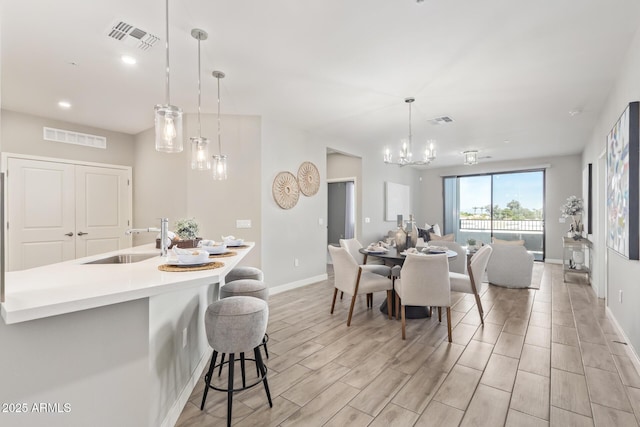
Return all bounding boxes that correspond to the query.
[126,218,170,256]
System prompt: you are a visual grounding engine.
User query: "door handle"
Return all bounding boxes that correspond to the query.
[77,232,88,236]
[64,232,74,237]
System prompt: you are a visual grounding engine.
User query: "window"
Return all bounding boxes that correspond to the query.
[444,170,545,260]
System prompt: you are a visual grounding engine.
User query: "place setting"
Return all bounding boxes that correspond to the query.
[158,247,224,272]
[198,240,238,258]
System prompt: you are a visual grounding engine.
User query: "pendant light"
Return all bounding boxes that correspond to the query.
[211,71,228,180]
[154,0,183,153]
[189,29,211,170]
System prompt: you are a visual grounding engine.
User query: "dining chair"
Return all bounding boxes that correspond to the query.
[395,253,452,341]
[428,240,466,274]
[328,245,394,326]
[339,238,392,307]
[449,245,493,325]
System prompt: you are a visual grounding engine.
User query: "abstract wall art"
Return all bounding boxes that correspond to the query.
[607,101,639,260]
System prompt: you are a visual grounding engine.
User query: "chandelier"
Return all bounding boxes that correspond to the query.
[384,97,436,166]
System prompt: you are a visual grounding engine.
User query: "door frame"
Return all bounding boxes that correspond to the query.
[1,153,133,266]
[327,177,358,242]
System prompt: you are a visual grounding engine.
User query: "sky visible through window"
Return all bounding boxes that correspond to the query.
[459,171,543,213]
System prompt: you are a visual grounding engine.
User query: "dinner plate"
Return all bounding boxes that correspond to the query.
[365,249,387,254]
[165,259,217,267]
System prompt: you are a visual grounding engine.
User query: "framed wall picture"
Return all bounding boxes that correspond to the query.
[606,101,639,260]
[385,182,410,221]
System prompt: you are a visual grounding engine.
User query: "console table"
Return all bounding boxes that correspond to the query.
[562,236,592,283]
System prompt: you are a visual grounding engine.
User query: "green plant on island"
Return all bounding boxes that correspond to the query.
[174,218,200,240]
[467,238,477,247]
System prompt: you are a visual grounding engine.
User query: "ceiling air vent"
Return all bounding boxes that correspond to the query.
[107,21,159,51]
[43,127,106,149]
[428,116,454,125]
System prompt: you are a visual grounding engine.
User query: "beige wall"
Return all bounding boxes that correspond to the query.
[133,113,262,269]
[1,109,134,166]
[416,154,582,260]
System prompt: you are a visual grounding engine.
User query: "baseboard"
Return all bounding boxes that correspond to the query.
[160,348,212,427]
[270,274,328,296]
[545,258,562,265]
[606,306,640,376]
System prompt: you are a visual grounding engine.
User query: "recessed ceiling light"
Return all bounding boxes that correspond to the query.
[58,101,71,109]
[121,55,137,65]
[503,140,510,144]
[569,109,582,117]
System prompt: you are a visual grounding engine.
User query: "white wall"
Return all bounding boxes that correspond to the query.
[416,154,582,260]
[582,25,640,352]
[261,119,327,288]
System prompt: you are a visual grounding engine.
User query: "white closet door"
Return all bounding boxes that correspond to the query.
[7,158,76,271]
[75,165,130,258]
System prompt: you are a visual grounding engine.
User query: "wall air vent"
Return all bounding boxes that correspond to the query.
[43,127,107,149]
[107,21,159,51]
[428,116,454,125]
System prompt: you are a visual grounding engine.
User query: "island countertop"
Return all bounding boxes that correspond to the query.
[1,243,253,324]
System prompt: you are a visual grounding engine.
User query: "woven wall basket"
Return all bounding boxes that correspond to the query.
[272,171,300,209]
[297,161,320,196]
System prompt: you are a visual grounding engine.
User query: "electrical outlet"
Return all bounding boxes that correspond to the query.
[365,217,371,223]
[182,327,188,348]
[318,218,324,225]
[559,217,566,223]
[619,290,623,303]
[294,258,299,267]
[236,219,252,229]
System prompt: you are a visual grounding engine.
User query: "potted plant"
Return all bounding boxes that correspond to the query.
[174,218,201,248]
[560,195,584,238]
[467,238,477,249]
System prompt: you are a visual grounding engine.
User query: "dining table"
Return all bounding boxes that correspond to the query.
[359,247,458,319]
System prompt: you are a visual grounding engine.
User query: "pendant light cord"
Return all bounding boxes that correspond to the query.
[216,76,222,155]
[197,37,202,137]
[408,101,412,154]
[165,0,171,104]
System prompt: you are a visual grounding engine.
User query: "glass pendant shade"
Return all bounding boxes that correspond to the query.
[154,104,183,152]
[190,137,211,170]
[212,154,228,180]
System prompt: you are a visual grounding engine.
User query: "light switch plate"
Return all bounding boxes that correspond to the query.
[236,219,252,229]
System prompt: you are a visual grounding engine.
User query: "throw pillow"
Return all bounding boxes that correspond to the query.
[492,237,525,245]
[430,232,454,242]
[432,223,442,236]
[417,227,434,241]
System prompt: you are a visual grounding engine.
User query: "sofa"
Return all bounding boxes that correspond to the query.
[486,243,534,288]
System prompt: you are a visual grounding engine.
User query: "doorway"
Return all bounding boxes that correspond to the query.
[328,180,355,245]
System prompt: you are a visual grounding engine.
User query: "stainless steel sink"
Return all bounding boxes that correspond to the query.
[83,253,158,264]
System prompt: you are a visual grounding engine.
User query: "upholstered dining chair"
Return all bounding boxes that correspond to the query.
[428,240,467,274]
[448,245,493,325]
[339,238,392,308]
[328,245,394,326]
[395,253,452,341]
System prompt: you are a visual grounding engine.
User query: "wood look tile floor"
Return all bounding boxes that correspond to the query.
[176,264,640,426]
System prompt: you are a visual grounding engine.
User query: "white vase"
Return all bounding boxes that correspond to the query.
[572,250,585,270]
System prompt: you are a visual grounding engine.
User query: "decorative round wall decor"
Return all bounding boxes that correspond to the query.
[297,161,320,196]
[272,171,300,209]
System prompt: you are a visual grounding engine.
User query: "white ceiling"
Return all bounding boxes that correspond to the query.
[2,0,640,167]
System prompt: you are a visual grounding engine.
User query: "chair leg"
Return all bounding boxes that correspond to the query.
[331,288,338,314]
[340,291,344,300]
[240,352,246,388]
[255,346,273,407]
[401,304,407,340]
[395,293,400,320]
[227,353,235,427]
[200,350,218,410]
[262,334,269,359]
[429,306,433,317]
[438,306,442,323]
[386,290,392,320]
[347,295,357,326]
[473,292,485,325]
[446,307,452,343]
[218,353,225,377]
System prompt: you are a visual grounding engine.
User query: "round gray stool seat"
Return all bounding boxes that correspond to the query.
[226,266,264,283]
[220,279,269,301]
[205,296,268,354]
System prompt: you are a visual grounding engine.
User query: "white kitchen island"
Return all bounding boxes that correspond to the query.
[0,243,254,427]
